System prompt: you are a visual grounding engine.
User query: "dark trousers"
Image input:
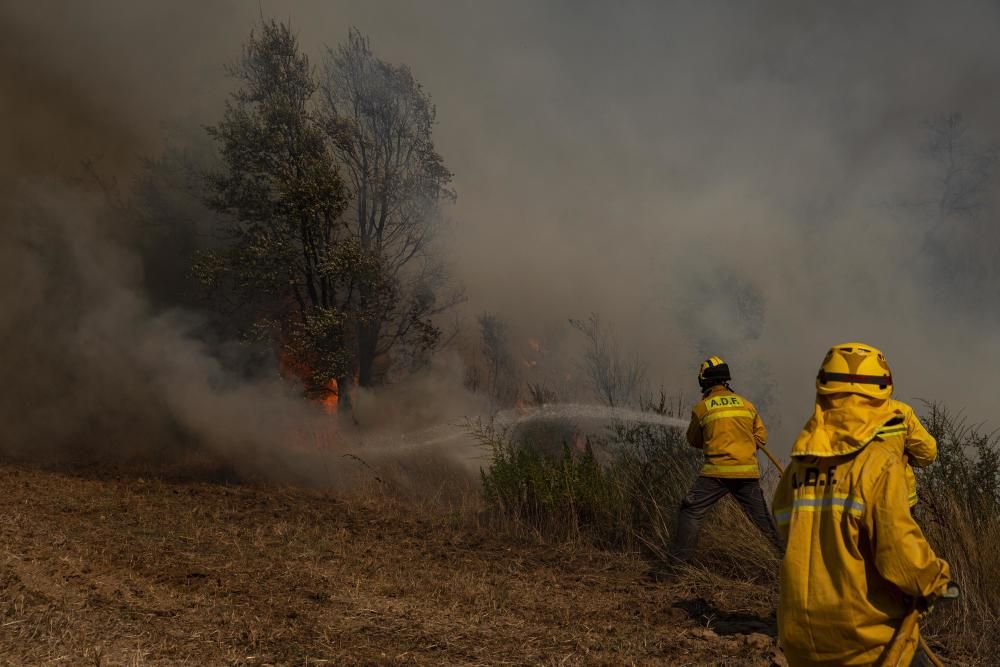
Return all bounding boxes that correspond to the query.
[673,476,784,560]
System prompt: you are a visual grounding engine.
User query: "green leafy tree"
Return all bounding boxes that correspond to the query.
[197,22,458,408]
[196,20,365,408]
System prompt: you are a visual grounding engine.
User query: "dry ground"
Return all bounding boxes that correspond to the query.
[0,463,783,666]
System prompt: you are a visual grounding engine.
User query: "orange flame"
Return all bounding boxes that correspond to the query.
[319,379,339,414]
[278,348,339,414]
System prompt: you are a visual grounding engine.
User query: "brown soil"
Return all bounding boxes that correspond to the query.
[0,464,783,666]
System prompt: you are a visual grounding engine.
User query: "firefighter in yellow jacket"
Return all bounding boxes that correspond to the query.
[892,400,937,508]
[672,356,783,561]
[773,342,955,666]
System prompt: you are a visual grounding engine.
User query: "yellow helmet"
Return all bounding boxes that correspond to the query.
[816,342,893,399]
[698,355,731,390]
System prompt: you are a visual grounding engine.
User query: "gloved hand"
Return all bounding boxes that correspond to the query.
[909,581,960,613]
[940,582,961,600]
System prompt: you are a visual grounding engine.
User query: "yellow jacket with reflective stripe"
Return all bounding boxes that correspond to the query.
[773,393,951,666]
[686,385,766,479]
[889,400,937,507]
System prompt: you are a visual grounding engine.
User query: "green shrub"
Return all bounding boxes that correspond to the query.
[475,396,702,552]
[477,424,626,543]
[918,402,1000,520]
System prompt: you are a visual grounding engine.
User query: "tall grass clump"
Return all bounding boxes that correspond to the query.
[914,402,1000,661]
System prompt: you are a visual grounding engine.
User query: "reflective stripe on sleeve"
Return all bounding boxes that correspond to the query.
[773,494,865,525]
[700,409,754,426]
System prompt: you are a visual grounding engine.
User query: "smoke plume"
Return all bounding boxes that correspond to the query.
[3,0,1000,468]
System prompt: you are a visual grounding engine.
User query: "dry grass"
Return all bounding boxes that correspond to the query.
[5,402,991,666]
[911,404,1000,663]
[0,462,784,666]
[918,491,1000,662]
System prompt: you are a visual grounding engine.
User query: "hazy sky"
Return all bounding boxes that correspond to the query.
[3,1,1000,455]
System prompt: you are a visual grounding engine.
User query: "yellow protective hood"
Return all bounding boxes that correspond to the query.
[791,393,901,458]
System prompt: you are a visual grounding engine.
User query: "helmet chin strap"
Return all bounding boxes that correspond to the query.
[700,381,732,396]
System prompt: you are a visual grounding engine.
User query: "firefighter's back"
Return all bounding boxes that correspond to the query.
[775,437,909,665]
[691,386,763,478]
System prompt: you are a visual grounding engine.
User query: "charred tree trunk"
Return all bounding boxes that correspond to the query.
[336,374,354,418]
[357,322,380,387]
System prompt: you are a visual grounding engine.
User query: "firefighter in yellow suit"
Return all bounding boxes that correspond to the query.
[672,356,783,561]
[773,342,955,666]
[892,400,937,508]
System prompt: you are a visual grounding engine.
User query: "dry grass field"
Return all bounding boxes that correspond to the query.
[0,463,785,666]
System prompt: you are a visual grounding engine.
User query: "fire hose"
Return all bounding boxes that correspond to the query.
[756,445,951,666]
[883,607,929,667]
[757,442,784,475]
[883,586,958,667]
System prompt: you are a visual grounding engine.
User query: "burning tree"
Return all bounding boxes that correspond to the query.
[196,20,456,411]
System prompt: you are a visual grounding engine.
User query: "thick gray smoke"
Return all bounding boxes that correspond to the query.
[0,2,484,479]
[3,0,1000,464]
